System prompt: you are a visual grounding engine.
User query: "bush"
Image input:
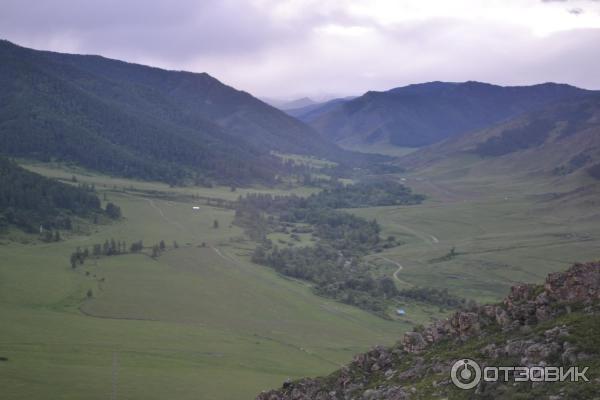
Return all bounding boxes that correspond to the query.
[105,203,122,219]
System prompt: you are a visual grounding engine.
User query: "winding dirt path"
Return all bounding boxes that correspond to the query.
[144,198,185,230]
[377,256,410,286]
[390,221,440,246]
[211,246,240,266]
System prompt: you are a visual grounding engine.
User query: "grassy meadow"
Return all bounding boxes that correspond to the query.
[350,154,600,303]
[2,157,599,399]
[0,164,414,400]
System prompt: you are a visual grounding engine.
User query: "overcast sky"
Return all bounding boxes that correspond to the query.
[1,0,600,99]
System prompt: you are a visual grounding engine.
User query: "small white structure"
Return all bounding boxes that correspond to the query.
[192,206,200,211]
[396,309,406,316]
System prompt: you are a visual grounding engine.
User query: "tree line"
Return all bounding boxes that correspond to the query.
[69,238,178,268]
[0,157,113,233]
[233,182,461,316]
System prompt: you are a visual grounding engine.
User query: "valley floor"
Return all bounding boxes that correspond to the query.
[354,157,600,304]
[1,160,599,399]
[0,165,411,400]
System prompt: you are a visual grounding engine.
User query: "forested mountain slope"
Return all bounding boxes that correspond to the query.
[399,95,600,182]
[303,81,594,148]
[0,40,342,185]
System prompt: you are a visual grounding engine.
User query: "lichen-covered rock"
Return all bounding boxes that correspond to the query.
[402,332,427,353]
[545,262,600,302]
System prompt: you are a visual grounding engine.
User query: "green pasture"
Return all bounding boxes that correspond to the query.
[0,166,413,400]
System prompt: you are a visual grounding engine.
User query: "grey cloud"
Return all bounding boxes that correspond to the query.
[0,0,306,61]
[0,1,599,96]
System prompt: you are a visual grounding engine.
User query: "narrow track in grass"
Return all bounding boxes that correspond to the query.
[120,191,185,230]
[377,256,411,287]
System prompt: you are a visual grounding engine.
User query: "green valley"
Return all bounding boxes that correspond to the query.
[2,143,599,398]
[0,164,419,400]
[1,24,599,400]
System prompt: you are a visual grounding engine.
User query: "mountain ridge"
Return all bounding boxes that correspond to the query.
[0,39,343,184]
[301,80,596,148]
[398,95,600,182]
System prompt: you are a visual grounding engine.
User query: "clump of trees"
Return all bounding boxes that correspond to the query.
[232,181,465,316]
[0,157,104,233]
[234,179,424,215]
[105,203,122,219]
[70,239,129,268]
[475,119,554,157]
[69,237,180,267]
[93,239,128,256]
[398,287,466,309]
[305,180,425,208]
[130,240,144,253]
[429,247,458,263]
[151,240,167,257]
[70,247,87,269]
[235,185,422,315]
[41,230,62,242]
[0,157,128,236]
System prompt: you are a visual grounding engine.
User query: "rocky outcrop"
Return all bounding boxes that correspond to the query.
[399,261,600,355]
[256,262,600,400]
[545,262,600,302]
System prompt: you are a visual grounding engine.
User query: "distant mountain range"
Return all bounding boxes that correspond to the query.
[261,96,320,110]
[281,97,318,110]
[297,81,596,148]
[285,97,356,120]
[3,39,599,187]
[0,40,343,184]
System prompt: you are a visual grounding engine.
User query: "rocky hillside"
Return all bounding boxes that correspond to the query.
[257,262,600,399]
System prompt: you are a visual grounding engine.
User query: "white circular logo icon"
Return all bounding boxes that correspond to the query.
[451,359,481,390]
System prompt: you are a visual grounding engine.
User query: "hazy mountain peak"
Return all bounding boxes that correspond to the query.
[300,80,595,147]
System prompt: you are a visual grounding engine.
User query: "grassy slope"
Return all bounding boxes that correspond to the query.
[21,161,319,202]
[336,143,418,158]
[0,164,415,400]
[348,151,600,304]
